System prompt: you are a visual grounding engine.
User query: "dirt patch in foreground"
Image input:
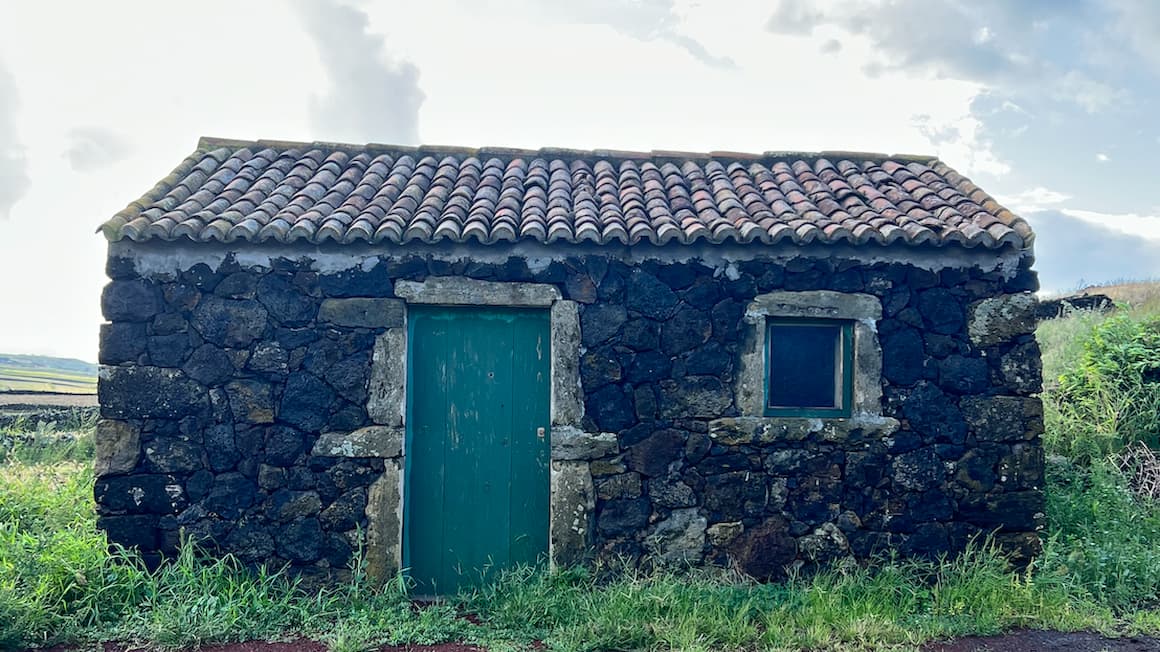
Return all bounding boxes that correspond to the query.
[924,629,1160,651]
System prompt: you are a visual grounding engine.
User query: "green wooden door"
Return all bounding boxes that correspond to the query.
[405,306,551,595]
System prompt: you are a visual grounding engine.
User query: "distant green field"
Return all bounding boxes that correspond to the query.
[0,354,97,394]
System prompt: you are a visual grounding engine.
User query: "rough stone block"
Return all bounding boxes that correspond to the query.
[968,293,1038,347]
[313,426,403,458]
[191,295,269,347]
[99,366,208,419]
[318,298,404,328]
[645,508,707,564]
[365,461,402,582]
[102,280,161,322]
[94,419,141,476]
[225,380,275,424]
[550,460,595,566]
[961,396,1043,442]
[706,521,743,547]
[551,427,618,461]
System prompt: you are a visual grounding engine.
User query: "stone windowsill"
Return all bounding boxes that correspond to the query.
[709,415,900,444]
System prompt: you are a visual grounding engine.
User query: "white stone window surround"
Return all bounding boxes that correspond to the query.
[731,290,900,438]
[363,276,596,577]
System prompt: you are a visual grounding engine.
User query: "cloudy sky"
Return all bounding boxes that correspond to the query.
[1,0,1158,361]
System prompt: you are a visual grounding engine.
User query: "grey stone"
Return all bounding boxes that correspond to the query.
[205,424,239,472]
[586,384,635,432]
[748,290,882,321]
[317,262,393,298]
[182,345,235,386]
[939,355,990,394]
[145,438,202,473]
[917,289,964,335]
[264,426,305,466]
[95,474,187,514]
[225,523,276,563]
[248,342,289,374]
[100,366,208,419]
[590,457,627,476]
[94,419,140,476]
[625,428,685,477]
[225,380,274,424]
[397,277,561,306]
[706,521,743,547]
[960,396,1043,442]
[313,426,403,458]
[102,280,161,322]
[321,488,367,531]
[365,460,403,582]
[798,522,851,564]
[1000,341,1043,395]
[550,300,584,427]
[892,447,945,492]
[257,273,318,326]
[269,490,322,522]
[581,348,622,389]
[278,518,323,562]
[969,293,1038,347]
[368,329,406,427]
[100,322,147,364]
[551,427,618,461]
[881,327,925,386]
[626,269,678,320]
[279,372,334,432]
[318,298,404,328]
[648,474,696,508]
[658,377,730,419]
[580,303,627,346]
[645,508,707,564]
[661,304,711,355]
[597,497,650,536]
[550,460,595,566]
[214,272,256,298]
[191,295,268,347]
[596,472,642,500]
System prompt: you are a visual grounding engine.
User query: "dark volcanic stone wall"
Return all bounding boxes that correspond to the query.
[97,250,1043,579]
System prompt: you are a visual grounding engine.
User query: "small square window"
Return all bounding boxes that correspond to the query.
[765,319,853,417]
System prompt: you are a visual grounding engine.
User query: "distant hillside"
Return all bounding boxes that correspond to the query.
[1078,281,1160,309]
[0,354,98,394]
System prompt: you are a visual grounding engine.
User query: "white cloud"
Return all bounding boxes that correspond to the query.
[1062,208,1160,240]
[995,186,1071,214]
[1096,152,1110,162]
[292,0,425,144]
[0,60,28,219]
[64,126,131,172]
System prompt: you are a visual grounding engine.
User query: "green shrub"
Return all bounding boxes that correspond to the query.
[1040,458,1160,611]
[1042,311,1160,461]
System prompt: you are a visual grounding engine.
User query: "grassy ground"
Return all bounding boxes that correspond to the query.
[3,300,1160,651]
[0,353,97,393]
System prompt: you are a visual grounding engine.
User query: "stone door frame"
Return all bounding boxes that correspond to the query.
[359,276,596,580]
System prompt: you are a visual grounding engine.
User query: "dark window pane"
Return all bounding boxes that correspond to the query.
[768,323,840,409]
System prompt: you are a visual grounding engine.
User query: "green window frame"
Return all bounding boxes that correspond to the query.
[764,318,854,418]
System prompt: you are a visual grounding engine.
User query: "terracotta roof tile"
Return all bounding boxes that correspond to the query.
[100,137,1033,250]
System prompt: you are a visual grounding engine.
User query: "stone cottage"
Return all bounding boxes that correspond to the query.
[96,137,1044,593]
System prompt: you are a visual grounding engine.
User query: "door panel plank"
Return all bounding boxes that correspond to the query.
[405,307,550,595]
